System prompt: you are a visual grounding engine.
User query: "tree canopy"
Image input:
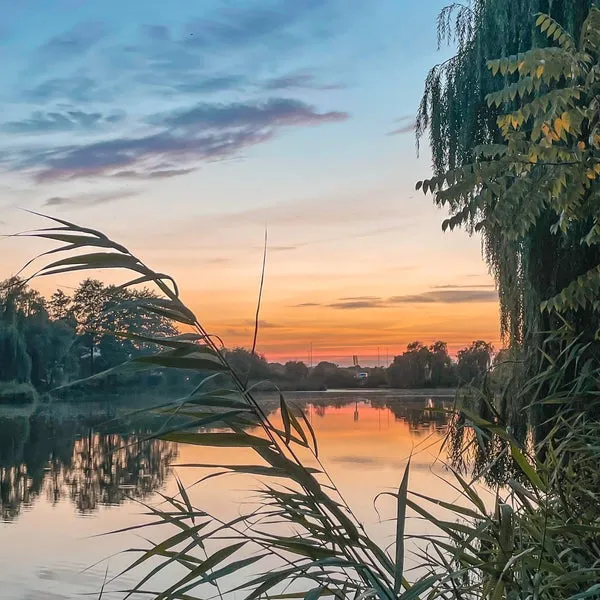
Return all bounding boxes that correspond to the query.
[419,3,600,352]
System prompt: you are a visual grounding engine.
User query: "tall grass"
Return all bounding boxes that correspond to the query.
[20,214,600,599]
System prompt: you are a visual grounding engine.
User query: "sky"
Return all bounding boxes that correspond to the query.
[0,0,500,365]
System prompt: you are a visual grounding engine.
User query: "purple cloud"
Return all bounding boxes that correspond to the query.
[263,72,344,91]
[29,128,271,182]
[154,98,348,131]
[10,97,348,181]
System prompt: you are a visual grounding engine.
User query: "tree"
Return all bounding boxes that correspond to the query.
[419,4,600,437]
[428,340,457,387]
[457,341,494,384]
[309,361,356,389]
[387,342,432,388]
[283,361,309,381]
[0,325,31,383]
[48,290,72,322]
[70,279,107,375]
[70,280,178,373]
[226,348,271,381]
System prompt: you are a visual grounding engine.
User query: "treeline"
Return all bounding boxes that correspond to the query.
[0,277,177,398]
[0,276,498,396]
[224,340,497,390]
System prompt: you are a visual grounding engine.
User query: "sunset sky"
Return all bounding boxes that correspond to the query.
[0,0,500,364]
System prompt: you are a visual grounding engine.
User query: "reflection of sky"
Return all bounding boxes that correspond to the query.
[0,394,496,598]
[0,0,500,361]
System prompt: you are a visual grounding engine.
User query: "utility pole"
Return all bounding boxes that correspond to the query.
[309,342,313,368]
[377,346,380,368]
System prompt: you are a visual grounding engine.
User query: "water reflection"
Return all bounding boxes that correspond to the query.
[0,393,450,522]
[307,392,450,433]
[0,407,178,521]
[0,392,456,600]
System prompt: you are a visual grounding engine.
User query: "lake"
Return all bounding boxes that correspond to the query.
[0,390,470,599]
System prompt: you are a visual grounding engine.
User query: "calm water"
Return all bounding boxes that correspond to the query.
[0,390,463,599]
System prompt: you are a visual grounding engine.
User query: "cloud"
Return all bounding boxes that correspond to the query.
[153,97,347,132]
[43,189,138,208]
[2,110,124,134]
[328,300,385,310]
[388,119,416,136]
[263,72,343,91]
[432,284,495,290]
[388,290,498,304]
[196,194,401,232]
[205,257,231,265]
[325,289,499,310]
[242,319,282,329]
[294,302,320,307]
[23,75,108,103]
[267,245,297,252]
[34,22,108,66]
[140,24,171,42]
[24,128,270,182]
[112,168,196,180]
[168,76,247,95]
[14,98,347,181]
[183,0,324,50]
[339,296,380,301]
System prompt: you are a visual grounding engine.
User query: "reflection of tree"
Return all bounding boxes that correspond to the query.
[59,433,177,513]
[0,409,178,521]
[386,398,450,433]
[305,395,451,432]
[313,404,327,418]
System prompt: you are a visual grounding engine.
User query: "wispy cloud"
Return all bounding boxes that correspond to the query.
[432,284,495,290]
[388,119,416,136]
[22,75,109,104]
[32,22,108,68]
[152,98,347,131]
[242,319,282,329]
[112,167,196,180]
[263,72,343,91]
[389,290,498,304]
[321,288,499,310]
[10,98,347,182]
[267,245,297,252]
[2,110,124,134]
[43,189,138,208]
[328,300,385,309]
[183,0,325,50]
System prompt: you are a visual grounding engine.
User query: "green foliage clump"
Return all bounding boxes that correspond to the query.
[0,325,31,384]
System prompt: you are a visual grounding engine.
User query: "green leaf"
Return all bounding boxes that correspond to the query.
[135,351,227,371]
[161,431,273,447]
[510,444,546,492]
[394,459,410,594]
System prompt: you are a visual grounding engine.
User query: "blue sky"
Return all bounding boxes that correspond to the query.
[0,0,499,362]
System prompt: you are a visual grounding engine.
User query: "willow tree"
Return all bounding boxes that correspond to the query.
[418,4,600,442]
